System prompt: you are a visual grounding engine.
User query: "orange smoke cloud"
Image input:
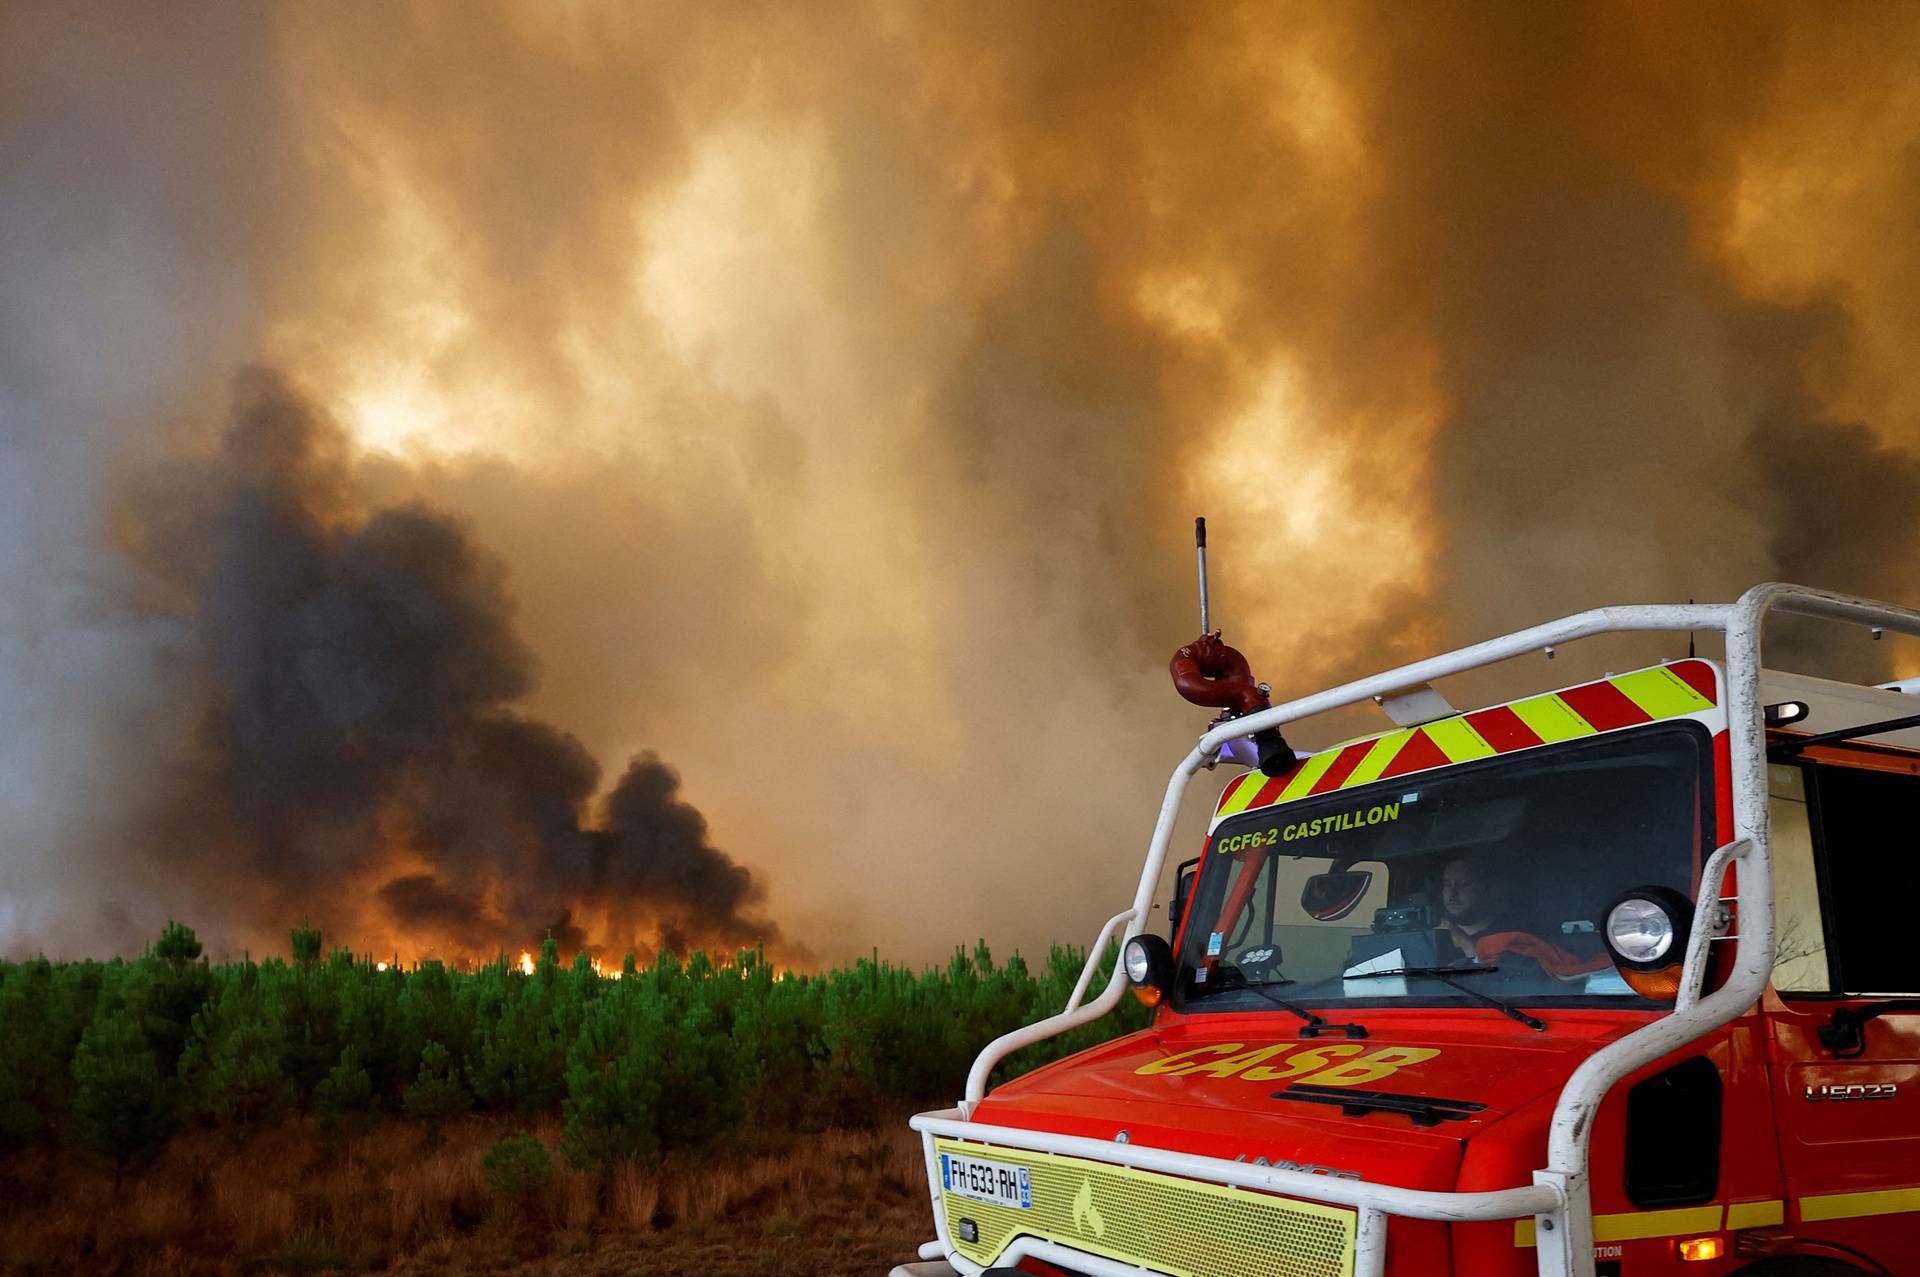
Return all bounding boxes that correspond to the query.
[4,3,1920,963]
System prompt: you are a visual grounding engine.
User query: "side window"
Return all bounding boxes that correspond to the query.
[1769,765,1829,993]
[1811,763,1920,996]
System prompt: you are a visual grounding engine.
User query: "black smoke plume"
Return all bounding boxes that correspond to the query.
[125,368,779,959]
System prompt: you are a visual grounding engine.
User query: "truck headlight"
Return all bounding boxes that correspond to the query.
[1123,935,1175,1007]
[1602,886,1696,1001]
[1606,897,1677,965]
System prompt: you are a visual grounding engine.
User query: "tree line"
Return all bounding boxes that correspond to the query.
[0,922,1147,1184]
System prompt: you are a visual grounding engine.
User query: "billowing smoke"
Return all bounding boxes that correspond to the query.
[6,3,1920,962]
[121,368,777,960]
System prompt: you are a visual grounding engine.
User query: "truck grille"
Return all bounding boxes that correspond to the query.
[933,1138,1356,1277]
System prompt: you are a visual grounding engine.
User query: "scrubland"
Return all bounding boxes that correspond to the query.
[1,1114,929,1275]
[0,923,1144,1274]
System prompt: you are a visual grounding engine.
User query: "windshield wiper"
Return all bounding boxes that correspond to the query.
[1188,970,1369,1039]
[1344,965,1547,1033]
[1274,1084,1488,1128]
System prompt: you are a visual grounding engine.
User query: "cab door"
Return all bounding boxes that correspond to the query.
[1764,758,1920,1262]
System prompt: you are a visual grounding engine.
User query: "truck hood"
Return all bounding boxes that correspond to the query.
[972,1009,1649,1191]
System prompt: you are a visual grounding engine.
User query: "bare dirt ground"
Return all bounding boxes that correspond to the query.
[0,1117,933,1276]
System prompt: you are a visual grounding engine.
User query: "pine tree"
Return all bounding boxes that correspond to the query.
[69,997,173,1188]
[402,1040,469,1145]
[560,986,665,1167]
[1,957,107,1150]
[179,967,294,1128]
[290,920,322,967]
[730,953,819,1129]
[131,921,213,1077]
[469,958,568,1116]
[653,996,735,1151]
[152,920,202,965]
[481,1130,553,1198]
[314,1045,376,1143]
[395,959,467,1083]
[0,960,57,1149]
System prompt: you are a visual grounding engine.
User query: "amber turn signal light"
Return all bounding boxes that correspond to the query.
[1677,1236,1725,1262]
[1621,963,1684,1000]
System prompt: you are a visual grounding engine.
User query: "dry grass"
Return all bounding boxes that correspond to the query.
[607,1162,659,1233]
[0,1117,931,1277]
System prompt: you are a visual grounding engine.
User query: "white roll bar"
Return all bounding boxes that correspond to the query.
[1062,909,1137,1015]
[937,583,1920,1277]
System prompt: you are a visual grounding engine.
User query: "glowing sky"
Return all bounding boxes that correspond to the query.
[4,3,1919,964]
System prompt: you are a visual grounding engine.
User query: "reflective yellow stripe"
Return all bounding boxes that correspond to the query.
[1212,749,1337,826]
[1214,773,1268,819]
[1726,1199,1784,1230]
[1797,1185,1920,1223]
[1592,1205,1723,1242]
[1611,666,1713,719]
[1507,694,1594,744]
[1423,716,1496,764]
[1342,729,1414,788]
[1277,749,1339,801]
[1514,1205,1723,1247]
[1514,1191,1920,1247]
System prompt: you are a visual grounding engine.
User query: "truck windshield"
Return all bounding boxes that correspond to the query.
[1175,724,1712,1012]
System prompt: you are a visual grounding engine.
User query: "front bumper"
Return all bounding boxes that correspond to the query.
[929,1132,1356,1276]
[909,1107,1566,1277]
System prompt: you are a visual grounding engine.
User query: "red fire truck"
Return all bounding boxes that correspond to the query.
[893,583,1920,1277]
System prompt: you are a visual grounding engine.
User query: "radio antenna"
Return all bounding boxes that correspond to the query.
[1195,516,1211,634]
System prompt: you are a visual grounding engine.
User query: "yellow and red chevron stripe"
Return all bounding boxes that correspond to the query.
[1210,659,1720,830]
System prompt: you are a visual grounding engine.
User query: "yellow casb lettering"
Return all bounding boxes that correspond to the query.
[1241,1043,1366,1082]
[1135,1044,1244,1075]
[1179,1044,1292,1078]
[1297,1047,1442,1088]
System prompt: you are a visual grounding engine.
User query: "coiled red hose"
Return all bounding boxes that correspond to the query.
[1169,633,1269,715]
